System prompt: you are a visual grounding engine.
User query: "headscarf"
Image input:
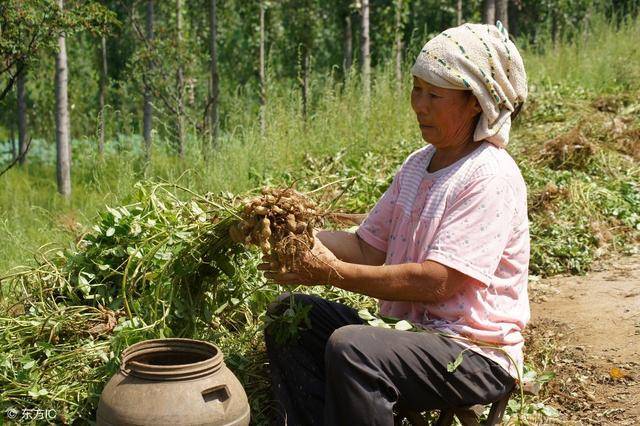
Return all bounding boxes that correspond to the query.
[411,22,527,148]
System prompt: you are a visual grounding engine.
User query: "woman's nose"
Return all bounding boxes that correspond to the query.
[411,93,429,114]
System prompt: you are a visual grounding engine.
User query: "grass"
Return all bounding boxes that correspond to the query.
[0,14,639,425]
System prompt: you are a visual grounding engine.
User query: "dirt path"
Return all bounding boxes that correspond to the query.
[528,254,640,425]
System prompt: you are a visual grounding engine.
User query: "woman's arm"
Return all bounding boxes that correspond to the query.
[327,259,468,304]
[316,230,386,266]
[261,234,469,304]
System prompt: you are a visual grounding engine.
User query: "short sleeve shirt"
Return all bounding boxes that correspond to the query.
[356,142,530,377]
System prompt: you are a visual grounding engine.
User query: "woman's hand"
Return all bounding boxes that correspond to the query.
[257,235,343,287]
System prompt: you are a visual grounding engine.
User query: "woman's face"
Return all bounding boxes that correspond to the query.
[410,76,481,148]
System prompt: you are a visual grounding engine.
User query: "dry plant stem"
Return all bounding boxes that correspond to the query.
[303,176,356,195]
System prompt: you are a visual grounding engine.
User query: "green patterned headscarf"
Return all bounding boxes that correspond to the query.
[411,22,527,148]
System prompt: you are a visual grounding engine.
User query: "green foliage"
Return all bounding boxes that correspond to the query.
[263,294,313,345]
[0,0,116,100]
[0,11,640,425]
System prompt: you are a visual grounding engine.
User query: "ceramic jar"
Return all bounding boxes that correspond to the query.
[97,338,250,426]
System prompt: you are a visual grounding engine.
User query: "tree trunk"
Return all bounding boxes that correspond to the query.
[10,122,17,161]
[176,0,185,158]
[457,0,463,25]
[209,0,219,150]
[394,0,403,89]
[55,0,71,197]
[582,9,590,42]
[98,35,107,156]
[361,0,370,106]
[551,7,558,47]
[343,13,352,74]
[496,0,508,30]
[143,0,154,158]
[17,65,28,165]
[301,49,309,120]
[259,0,266,136]
[483,0,495,25]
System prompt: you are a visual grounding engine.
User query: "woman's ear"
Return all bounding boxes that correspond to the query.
[470,95,482,115]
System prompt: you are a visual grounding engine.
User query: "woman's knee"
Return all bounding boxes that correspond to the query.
[325,324,370,365]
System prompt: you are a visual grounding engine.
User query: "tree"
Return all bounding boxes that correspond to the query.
[259,0,266,136]
[281,0,320,120]
[0,0,114,103]
[335,0,356,75]
[176,0,185,158]
[10,122,16,160]
[16,65,29,165]
[0,1,62,101]
[361,0,370,106]
[496,0,509,29]
[483,0,496,24]
[457,0,463,25]
[209,0,219,149]
[394,0,404,89]
[344,11,353,74]
[55,0,71,197]
[98,35,107,156]
[143,0,154,157]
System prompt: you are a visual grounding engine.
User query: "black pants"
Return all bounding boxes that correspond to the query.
[264,293,515,426]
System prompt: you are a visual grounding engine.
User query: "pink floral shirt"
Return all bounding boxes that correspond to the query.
[356,142,530,378]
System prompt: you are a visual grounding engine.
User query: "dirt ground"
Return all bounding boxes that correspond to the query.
[527,254,640,425]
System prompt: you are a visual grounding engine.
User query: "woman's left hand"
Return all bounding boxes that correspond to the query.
[257,236,343,286]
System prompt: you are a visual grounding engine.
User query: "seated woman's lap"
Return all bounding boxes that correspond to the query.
[264,293,515,423]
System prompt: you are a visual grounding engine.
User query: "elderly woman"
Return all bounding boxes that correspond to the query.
[260,23,529,426]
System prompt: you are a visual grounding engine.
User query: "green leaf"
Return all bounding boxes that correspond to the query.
[367,318,391,328]
[105,227,115,237]
[154,251,172,261]
[190,201,204,216]
[218,257,236,277]
[106,206,122,221]
[446,352,464,372]
[23,360,36,370]
[507,399,520,412]
[394,320,413,331]
[28,387,49,398]
[542,405,560,417]
[537,371,556,383]
[358,309,375,321]
[130,222,142,236]
[175,231,191,240]
[126,247,142,258]
[523,367,537,381]
[213,302,229,315]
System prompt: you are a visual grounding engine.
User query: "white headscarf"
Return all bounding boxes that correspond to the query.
[411,22,527,148]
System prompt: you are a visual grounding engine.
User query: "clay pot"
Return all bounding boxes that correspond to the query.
[97,338,250,426]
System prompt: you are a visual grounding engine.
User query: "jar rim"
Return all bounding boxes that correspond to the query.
[121,338,223,381]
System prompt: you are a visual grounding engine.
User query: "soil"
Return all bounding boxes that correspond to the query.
[527,254,640,425]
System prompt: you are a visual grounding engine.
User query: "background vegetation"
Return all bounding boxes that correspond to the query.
[0,0,639,424]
